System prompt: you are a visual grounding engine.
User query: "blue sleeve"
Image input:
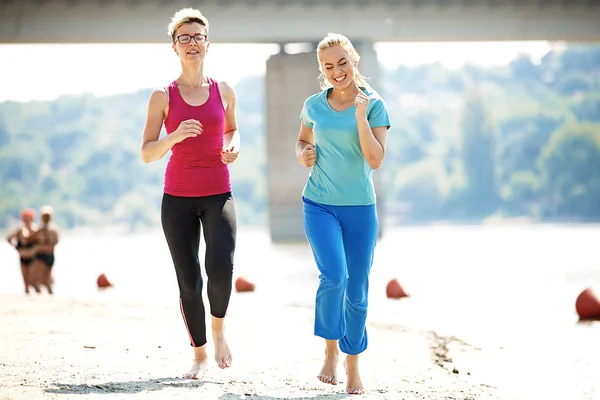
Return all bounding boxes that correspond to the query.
[300,100,314,129]
[367,97,391,130]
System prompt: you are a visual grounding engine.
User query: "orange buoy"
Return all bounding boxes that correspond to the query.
[575,287,600,320]
[235,276,255,293]
[386,279,408,299]
[97,273,112,289]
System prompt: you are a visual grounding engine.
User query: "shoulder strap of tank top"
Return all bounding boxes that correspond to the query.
[163,85,170,104]
[207,77,219,88]
[166,80,180,104]
[207,77,223,102]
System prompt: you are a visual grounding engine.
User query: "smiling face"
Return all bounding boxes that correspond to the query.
[172,22,209,64]
[319,44,358,91]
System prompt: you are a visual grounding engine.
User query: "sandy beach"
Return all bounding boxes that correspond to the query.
[1,290,505,400]
[1,225,600,400]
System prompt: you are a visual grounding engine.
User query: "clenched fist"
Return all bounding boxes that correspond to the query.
[172,119,203,144]
[355,92,370,121]
[299,144,317,167]
[221,145,239,165]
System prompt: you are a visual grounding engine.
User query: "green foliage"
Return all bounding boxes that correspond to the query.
[460,90,498,212]
[571,92,600,122]
[537,122,600,220]
[392,158,450,222]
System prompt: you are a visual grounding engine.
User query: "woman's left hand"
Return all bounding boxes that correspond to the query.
[355,91,370,121]
[221,146,239,165]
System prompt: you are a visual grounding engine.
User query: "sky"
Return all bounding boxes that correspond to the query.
[0,41,552,102]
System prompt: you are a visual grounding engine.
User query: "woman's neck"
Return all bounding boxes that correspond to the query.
[179,63,206,88]
[330,84,359,103]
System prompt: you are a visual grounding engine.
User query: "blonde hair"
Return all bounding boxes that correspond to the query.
[167,8,209,42]
[316,32,372,91]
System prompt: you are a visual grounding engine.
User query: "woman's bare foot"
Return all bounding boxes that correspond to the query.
[184,345,209,379]
[212,316,232,369]
[183,358,209,380]
[344,355,365,395]
[213,333,232,369]
[317,340,339,385]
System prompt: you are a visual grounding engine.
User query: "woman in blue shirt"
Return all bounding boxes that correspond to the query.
[295,32,391,395]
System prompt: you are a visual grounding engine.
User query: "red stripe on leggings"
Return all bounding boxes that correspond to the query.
[179,298,196,347]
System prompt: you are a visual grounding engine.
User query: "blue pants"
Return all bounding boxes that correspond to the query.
[303,197,378,355]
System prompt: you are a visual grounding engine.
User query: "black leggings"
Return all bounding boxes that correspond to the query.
[161,192,237,348]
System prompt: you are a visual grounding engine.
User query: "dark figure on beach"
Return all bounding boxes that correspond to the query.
[6,208,39,294]
[28,205,59,295]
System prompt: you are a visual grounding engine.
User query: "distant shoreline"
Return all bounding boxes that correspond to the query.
[56,220,600,237]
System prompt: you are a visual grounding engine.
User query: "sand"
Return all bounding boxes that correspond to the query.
[0,289,510,400]
[3,224,600,400]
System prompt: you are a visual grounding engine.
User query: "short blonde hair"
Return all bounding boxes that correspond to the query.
[40,205,54,216]
[167,8,209,42]
[40,205,54,224]
[316,32,372,91]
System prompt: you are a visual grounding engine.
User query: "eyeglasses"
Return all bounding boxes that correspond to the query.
[176,34,208,44]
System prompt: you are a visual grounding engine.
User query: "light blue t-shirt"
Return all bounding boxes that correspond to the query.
[300,87,391,206]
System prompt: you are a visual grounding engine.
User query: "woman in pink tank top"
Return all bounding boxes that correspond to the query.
[140,7,240,380]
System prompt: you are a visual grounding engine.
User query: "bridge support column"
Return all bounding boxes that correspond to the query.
[266,41,383,243]
[266,49,319,243]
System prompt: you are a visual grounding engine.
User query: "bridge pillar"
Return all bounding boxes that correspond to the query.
[265,41,383,243]
[266,49,318,243]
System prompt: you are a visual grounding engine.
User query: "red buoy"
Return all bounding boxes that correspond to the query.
[235,276,255,293]
[97,273,112,289]
[575,287,600,320]
[386,279,409,299]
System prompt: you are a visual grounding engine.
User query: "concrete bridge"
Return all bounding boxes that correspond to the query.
[2,0,600,43]
[2,0,600,241]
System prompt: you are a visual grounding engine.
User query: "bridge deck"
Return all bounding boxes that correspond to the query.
[1,0,600,43]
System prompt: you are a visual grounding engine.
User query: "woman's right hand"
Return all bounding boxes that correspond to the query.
[299,144,317,167]
[172,119,203,143]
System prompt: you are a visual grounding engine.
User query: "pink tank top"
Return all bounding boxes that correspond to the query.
[163,78,231,197]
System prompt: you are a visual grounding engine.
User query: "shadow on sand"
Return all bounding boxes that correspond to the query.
[217,395,351,400]
[44,377,216,395]
[44,378,353,399]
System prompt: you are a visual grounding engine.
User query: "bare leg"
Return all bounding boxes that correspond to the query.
[317,339,339,385]
[183,345,209,379]
[20,265,30,294]
[28,261,42,294]
[344,354,364,395]
[43,268,53,295]
[212,316,232,369]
